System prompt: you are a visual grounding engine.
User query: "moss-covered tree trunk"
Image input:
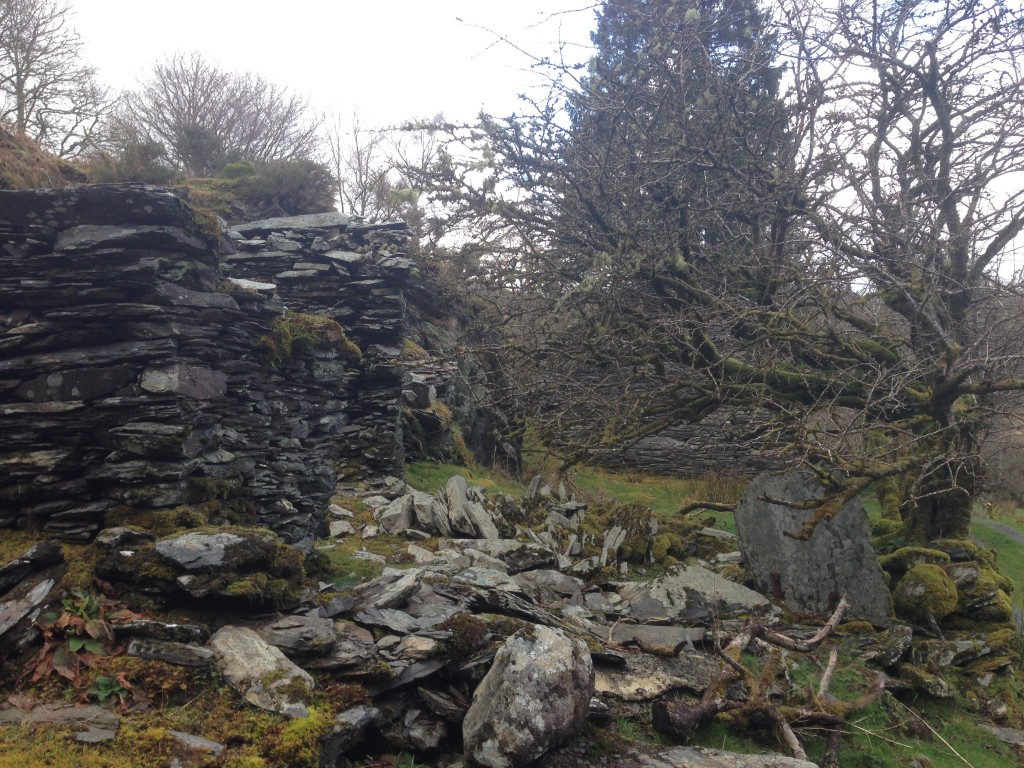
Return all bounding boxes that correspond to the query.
[902,458,976,542]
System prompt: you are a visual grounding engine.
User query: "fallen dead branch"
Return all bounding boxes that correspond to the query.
[653,595,886,765]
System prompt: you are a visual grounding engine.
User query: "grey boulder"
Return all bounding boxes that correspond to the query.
[463,625,593,768]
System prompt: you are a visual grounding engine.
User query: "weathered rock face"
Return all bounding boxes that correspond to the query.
[463,625,594,768]
[734,469,892,627]
[0,184,411,545]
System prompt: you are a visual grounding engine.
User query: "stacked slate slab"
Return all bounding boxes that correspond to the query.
[0,184,412,546]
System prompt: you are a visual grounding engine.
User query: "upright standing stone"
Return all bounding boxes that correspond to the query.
[734,469,891,627]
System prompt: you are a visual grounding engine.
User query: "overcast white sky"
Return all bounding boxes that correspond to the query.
[70,1,598,127]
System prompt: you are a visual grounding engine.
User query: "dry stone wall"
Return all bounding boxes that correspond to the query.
[0,184,411,546]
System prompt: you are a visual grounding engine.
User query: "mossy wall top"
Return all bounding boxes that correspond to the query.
[0,185,412,546]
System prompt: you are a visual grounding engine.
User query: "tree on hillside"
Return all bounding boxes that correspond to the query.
[119,52,321,177]
[0,0,109,156]
[413,0,1024,543]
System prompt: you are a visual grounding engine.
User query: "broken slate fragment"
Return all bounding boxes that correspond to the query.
[208,625,314,718]
[258,614,337,656]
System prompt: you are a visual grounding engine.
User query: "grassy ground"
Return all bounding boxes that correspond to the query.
[972,514,1024,613]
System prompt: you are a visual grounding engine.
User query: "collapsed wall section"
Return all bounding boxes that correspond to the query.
[0,185,411,546]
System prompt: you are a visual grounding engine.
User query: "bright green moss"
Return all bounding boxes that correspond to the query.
[893,563,959,622]
[878,546,951,576]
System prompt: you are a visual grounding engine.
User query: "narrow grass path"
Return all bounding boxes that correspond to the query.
[975,518,1024,547]
[972,518,1024,622]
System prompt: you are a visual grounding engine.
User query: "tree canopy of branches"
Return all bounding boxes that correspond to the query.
[412,0,1024,544]
[0,0,108,156]
[119,52,321,177]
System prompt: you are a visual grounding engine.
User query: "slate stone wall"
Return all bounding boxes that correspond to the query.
[0,185,411,546]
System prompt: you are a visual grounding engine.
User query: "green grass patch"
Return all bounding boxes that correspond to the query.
[404,461,526,498]
[971,518,1024,612]
[816,695,1018,768]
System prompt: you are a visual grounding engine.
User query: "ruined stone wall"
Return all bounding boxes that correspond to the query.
[607,417,783,477]
[0,185,410,546]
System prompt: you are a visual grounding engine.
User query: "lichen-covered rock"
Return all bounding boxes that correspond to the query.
[893,563,959,622]
[258,614,337,656]
[894,663,952,697]
[377,495,414,535]
[860,624,913,668]
[463,625,593,768]
[208,625,314,718]
[615,564,773,622]
[594,651,719,702]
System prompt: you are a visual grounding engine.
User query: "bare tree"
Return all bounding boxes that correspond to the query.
[413,0,1024,543]
[122,52,321,176]
[324,113,407,221]
[0,0,109,156]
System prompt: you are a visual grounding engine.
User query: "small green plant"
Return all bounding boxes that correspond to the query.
[62,588,101,621]
[393,753,431,768]
[87,674,132,706]
[22,589,125,686]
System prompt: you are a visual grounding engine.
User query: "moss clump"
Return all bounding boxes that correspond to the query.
[450,424,475,466]
[651,532,688,563]
[878,547,951,577]
[275,674,314,703]
[871,517,904,538]
[57,542,99,592]
[481,614,530,640]
[893,563,959,622]
[439,613,488,658]
[262,706,334,768]
[258,312,361,369]
[602,502,657,564]
[401,338,430,360]
[930,538,993,566]
[427,400,454,429]
[224,573,295,607]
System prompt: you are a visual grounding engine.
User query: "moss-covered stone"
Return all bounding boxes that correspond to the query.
[870,516,904,538]
[895,663,952,697]
[879,546,951,576]
[95,526,306,609]
[930,538,993,566]
[893,563,959,622]
[258,312,361,370]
